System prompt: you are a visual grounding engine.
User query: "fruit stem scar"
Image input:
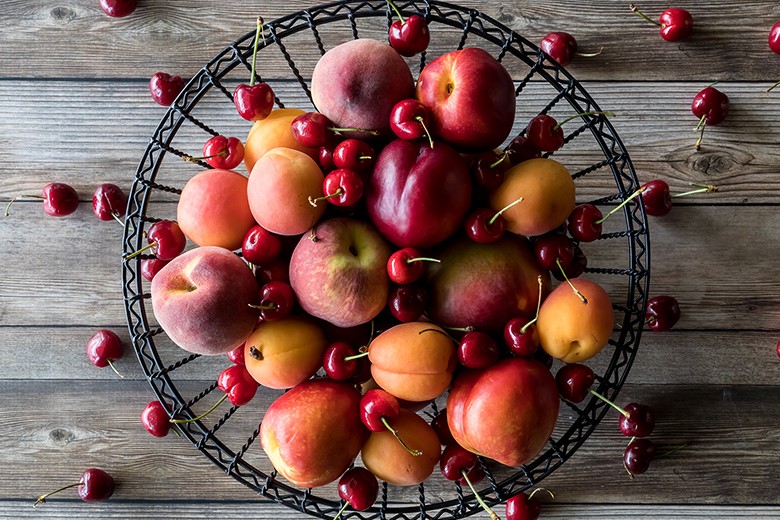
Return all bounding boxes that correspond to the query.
[446,83,454,95]
[309,228,318,242]
[249,345,263,360]
[629,4,661,27]
[34,482,84,507]
[380,416,421,456]
[589,388,629,417]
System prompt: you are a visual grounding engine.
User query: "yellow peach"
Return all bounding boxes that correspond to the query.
[244,108,317,173]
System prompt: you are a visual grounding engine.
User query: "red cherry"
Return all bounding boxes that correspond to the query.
[99,0,137,17]
[146,220,187,261]
[323,342,360,381]
[386,247,440,284]
[388,14,430,57]
[505,134,541,165]
[336,467,379,516]
[525,114,564,152]
[620,403,656,438]
[309,168,364,207]
[255,258,289,285]
[471,149,511,191]
[430,409,456,446]
[623,438,656,476]
[141,400,171,437]
[291,112,333,148]
[390,99,433,144]
[360,388,400,432]
[217,364,259,406]
[503,316,540,357]
[86,329,124,372]
[227,344,246,365]
[149,72,184,106]
[640,179,672,217]
[318,145,335,171]
[770,22,780,54]
[458,331,500,369]
[505,491,541,520]
[242,225,282,266]
[439,443,478,481]
[200,136,244,170]
[540,31,577,66]
[646,295,681,332]
[233,83,274,122]
[18,182,80,217]
[333,139,374,172]
[551,245,587,281]
[567,204,603,242]
[691,86,729,149]
[253,281,295,321]
[464,207,506,244]
[388,283,428,322]
[140,258,169,282]
[534,232,575,271]
[458,464,485,486]
[35,468,116,507]
[659,8,693,42]
[92,183,127,221]
[555,363,595,403]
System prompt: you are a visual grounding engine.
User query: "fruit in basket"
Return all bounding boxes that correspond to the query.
[426,235,549,333]
[242,225,282,266]
[367,138,472,248]
[334,467,379,518]
[490,158,576,237]
[196,135,245,170]
[244,108,317,172]
[309,168,364,207]
[537,278,614,363]
[390,99,434,145]
[149,72,184,106]
[388,8,430,57]
[447,358,559,467]
[151,246,259,355]
[333,139,375,172]
[387,247,441,285]
[234,83,275,122]
[361,409,441,486]
[128,220,186,261]
[177,168,256,250]
[252,280,295,321]
[387,283,428,322]
[367,322,457,402]
[457,331,500,369]
[289,217,390,327]
[260,379,367,488]
[247,147,326,236]
[439,443,500,519]
[243,317,327,389]
[415,47,516,151]
[217,363,259,406]
[361,389,422,456]
[311,38,415,137]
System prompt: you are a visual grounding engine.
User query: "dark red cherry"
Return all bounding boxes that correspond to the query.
[771,22,780,55]
[92,183,127,221]
[360,388,400,432]
[35,468,116,507]
[640,179,672,217]
[336,467,379,516]
[623,438,656,476]
[388,14,431,57]
[242,225,282,266]
[291,112,333,148]
[471,149,511,191]
[567,204,603,242]
[465,208,506,244]
[525,114,564,152]
[505,134,541,166]
[504,316,539,357]
[200,136,245,170]
[149,72,184,106]
[387,248,439,284]
[99,0,136,17]
[552,245,587,281]
[692,87,729,126]
[388,283,428,322]
[86,329,124,370]
[254,281,295,321]
[534,232,575,271]
[40,182,79,217]
[439,443,478,481]
[146,220,187,261]
[619,403,656,438]
[505,492,541,520]
[646,295,681,332]
[318,144,335,171]
[458,331,500,369]
[217,364,259,406]
[333,139,374,172]
[323,342,360,381]
[659,8,693,42]
[310,168,364,207]
[430,409,456,446]
[555,363,595,403]
[233,83,274,122]
[458,463,485,486]
[141,400,171,437]
[255,258,289,285]
[140,258,169,282]
[540,31,577,66]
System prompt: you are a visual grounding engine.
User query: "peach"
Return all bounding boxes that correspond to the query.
[311,39,415,136]
[243,317,327,390]
[260,379,368,488]
[150,246,259,355]
[361,409,441,486]
[244,108,317,173]
[247,147,326,236]
[537,278,614,363]
[177,168,256,251]
[489,157,576,237]
[368,322,457,402]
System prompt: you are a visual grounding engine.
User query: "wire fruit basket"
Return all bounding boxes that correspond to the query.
[122,1,650,518]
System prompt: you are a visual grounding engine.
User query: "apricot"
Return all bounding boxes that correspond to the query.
[247,147,326,236]
[489,157,576,237]
[244,108,317,173]
[177,168,256,251]
[361,409,441,486]
[368,322,456,402]
[537,278,614,363]
[244,317,327,389]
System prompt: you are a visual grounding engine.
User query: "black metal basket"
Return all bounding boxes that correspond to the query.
[122,1,650,518]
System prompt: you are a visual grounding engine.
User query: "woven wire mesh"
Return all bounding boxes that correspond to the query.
[122,0,650,518]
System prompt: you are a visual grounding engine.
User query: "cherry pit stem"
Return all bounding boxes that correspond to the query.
[309,188,344,207]
[552,111,615,132]
[387,0,405,23]
[5,195,44,217]
[249,17,264,87]
[460,468,499,520]
[381,416,422,456]
[520,275,545,334]
[169,394,228,424]
[488,196,524,226]
[34,482,83,507]
[629,4,661,27]
[671,183,718,198]
[595,186,646,225]
[406,256,441,265]
[416,116,435,148]
[106,359,124,379]
[589,389,629,417]
[557,258,587,304]
[768,80,780,93]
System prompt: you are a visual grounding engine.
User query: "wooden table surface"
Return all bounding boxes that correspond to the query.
[2,0,780,518]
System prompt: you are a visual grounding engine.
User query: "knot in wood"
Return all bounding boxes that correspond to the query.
[49,427,75,444]
[50,6,77,23]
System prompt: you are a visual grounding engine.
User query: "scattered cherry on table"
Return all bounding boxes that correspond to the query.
[646,295,681,332]
[333,467,379,520]
[540,31,578,66]
[623,437,657,477]
[86,329,124,378]
[691,86,729,149]
[34,468,116,506]
[5,182,80,218]
[149,72,185,106]
[629,4,693,42]
[99,0,137,18]
[92,183,127,222]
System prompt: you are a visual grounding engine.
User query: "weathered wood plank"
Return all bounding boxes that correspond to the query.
[2,1,779,81]
[0,381,777,505]
[1,81,778,203]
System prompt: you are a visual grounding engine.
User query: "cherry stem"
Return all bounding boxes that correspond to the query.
[443,325,476,332]
[332,501,350,520]
[170,394,228,424]
[528,487,555,502]
[658,442,689,458]
[386,0,405,23]
[556,258,587,304]
[552,111,615,132]
[249,17,264,87]
[415,116,435,148]
[629,4,661,27]
[595,186,646,225]
[328,126,381,136]
[767,79,780,93]
[343,351,369,361]
[418,328,458,344]
[575,47,604,58]
[4,195,45,217]
[381,416,422,456]
[34,481,83,507]
[489,196,524,226]
[106,359,124,379]
[182,150,228,163]
[406,256,441,265]
[589,389,629,417]
[460,469,499,520]
[520,275,545,334]
[248,302,278,310]
[671,183,718,198]
[489,151,510,169]
[309,188,344,207]
[124,240,157,261]
[694,117,707,150]
[111,211,125,227]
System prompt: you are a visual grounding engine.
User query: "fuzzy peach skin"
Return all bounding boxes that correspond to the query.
[537,278,614,363]
[150,246,259,355]
[260,379,368,488]
[361,409,441,486]
[176,168,256,251]
[243,108,318,173]
[247,147,326,236]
